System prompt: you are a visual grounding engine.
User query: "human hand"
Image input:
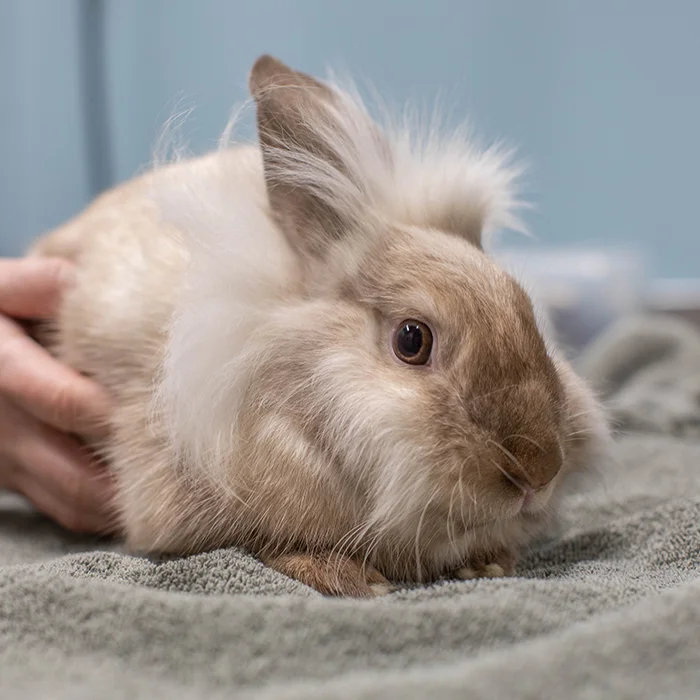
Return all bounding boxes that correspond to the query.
[0,257,115,533]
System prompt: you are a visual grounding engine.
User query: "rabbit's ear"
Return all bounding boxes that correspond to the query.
[249,55,365,260]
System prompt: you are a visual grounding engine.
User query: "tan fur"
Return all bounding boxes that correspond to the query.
[28,56,610,595]
[265,552,391,597]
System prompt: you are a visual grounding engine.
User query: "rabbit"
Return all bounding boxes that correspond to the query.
[28,55,610,597]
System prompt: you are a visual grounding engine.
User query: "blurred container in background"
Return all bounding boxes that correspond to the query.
[495,246,648,352]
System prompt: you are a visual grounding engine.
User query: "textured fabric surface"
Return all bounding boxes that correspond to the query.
[1,313,699,699]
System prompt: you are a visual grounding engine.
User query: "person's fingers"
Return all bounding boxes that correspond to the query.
[0,455,19,491]
[0,315,111,438]
[15,475,110,534]
[0,258,74,319]
[11,423,116,534]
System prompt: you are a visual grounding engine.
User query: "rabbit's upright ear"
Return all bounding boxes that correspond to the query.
[249,55,368,260]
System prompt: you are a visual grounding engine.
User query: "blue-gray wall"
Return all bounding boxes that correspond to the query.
[1,0,699,277]
[0,0,89,253]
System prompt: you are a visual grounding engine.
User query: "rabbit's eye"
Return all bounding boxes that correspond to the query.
[393,320,433,366]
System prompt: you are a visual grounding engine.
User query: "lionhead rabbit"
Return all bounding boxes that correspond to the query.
[30,55,609,596]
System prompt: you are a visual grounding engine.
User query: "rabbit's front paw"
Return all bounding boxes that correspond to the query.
[454,547,516,580]
[265,551,394,598]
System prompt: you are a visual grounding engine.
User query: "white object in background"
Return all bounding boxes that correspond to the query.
[494,246,648,353]
[646,278,700,312]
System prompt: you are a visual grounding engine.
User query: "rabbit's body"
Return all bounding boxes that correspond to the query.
[30,146,299,553]
[29,56,609,596]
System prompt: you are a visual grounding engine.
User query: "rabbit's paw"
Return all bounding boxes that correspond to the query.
[454,547,517,580]
[265,551,394,598]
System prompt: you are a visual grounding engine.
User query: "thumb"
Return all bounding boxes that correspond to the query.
[0,258,75,319]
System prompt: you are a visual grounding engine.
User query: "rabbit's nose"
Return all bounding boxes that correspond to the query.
[522,446,563,491]
[489,435,563,492]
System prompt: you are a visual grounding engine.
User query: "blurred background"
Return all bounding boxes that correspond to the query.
[1,0,699,348]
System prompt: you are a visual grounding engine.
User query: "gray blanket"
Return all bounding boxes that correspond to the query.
[1,313,699,699]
